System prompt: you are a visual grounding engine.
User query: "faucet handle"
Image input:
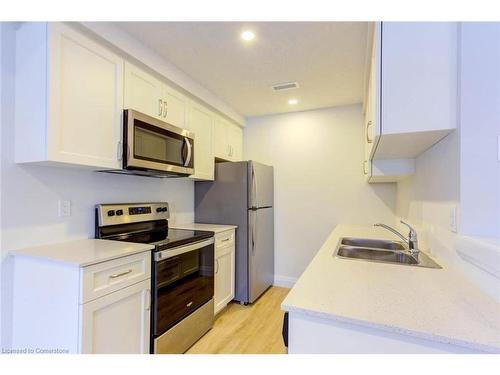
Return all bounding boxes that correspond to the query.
[400,220,417,240]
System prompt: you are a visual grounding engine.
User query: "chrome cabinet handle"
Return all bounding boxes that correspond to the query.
[109,269,132,279]
[186,301,193,308]
[158,99,163,117]
[163,100,168,118]
[215,259,219,274]
[183,137,192,167]
[221,238,230,242]
[363,160,368,175]
[366,120,373,143]
[145,289,151,311]
[117,141,122,161]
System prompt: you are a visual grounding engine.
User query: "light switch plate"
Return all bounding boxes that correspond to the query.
[58,200,71,217]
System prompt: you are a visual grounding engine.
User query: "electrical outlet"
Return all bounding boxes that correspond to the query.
[58,200,71,217]
[449,205,458,233]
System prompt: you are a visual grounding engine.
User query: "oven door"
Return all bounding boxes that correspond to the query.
[152,238,214,337]
[123,109,195,175]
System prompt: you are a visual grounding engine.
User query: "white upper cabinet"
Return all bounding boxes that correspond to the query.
[214,115,229,158]
[124,62,164,120]
[14,23,241,175]
[364,22,458,182]
[163,85,188,129]
[226,122,243,161]
[214,115,243,162]
[15,22,124,169]
[187,102,215,181]
[124,62,188,129]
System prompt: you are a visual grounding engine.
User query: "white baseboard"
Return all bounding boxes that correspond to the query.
[273,275,297,288]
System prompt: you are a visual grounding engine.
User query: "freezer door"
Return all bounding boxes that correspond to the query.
[248,207,274,303]
[248,161,274,209]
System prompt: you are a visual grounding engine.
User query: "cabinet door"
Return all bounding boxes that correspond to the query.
[188,102,215,180]
[214,245,235,315]
[214,115,230,159]
[381,22,457,135]
[227,123,243,161]
[163,85,188,129]
[365,22,380,161]
[47,23,123,169]
[80,279,150,354]
[124,62,164,120]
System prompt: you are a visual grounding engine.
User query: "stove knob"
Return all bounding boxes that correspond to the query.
[107,210,115,217]
[162,207,168,212]
[156,207,162,213]
[116,209,123,216]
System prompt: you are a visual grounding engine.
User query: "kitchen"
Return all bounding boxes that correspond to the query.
[1,2,499,372]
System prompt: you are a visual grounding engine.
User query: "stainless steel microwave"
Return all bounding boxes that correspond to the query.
[121,109,195,177]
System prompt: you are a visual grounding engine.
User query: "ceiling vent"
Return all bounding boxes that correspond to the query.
[271,81,299,91]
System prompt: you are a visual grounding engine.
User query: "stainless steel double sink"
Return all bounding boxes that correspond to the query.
[335,237,441,269]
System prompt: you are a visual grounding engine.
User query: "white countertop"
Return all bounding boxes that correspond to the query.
[171,223,238,234]
[281,225,500,353]
[10,239,154,267]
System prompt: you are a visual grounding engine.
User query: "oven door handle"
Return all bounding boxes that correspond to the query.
[155,237,214,261]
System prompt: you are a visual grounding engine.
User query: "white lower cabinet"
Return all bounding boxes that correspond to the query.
[214,230,236,314]
[11,250,151,354]
[80,279,150,354]
[288,312,482,354]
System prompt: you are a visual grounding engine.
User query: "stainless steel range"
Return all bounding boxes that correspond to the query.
[95,202,215,354]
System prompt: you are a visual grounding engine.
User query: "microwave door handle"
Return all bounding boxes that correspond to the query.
[184,138,192,167]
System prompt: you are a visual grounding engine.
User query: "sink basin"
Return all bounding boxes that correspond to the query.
[337,245,418,265]
[334,237,442,269]
[341,237,406,251]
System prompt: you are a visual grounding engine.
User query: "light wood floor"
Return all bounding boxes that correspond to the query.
[186,287,290,354]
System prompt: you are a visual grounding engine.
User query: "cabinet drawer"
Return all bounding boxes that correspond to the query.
[215,230,235,249]
[81,251,151,303]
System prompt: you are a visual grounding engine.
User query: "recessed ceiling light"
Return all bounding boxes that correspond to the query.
[288,99,298,105]
[241,30,255,41]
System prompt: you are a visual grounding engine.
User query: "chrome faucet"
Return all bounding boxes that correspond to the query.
[374,220,419,259]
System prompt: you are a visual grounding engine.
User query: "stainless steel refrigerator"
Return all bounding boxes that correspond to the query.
[195,161,274,304]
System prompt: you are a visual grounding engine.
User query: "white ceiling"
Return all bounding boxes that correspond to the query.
[115,22,369,118]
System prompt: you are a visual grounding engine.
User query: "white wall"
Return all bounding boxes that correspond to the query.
[396,131,460,264]
[0,23,3,349]
[396,23,500,302]
[459,22,500,238]
[244,105,397,285]
[0,22,195,349]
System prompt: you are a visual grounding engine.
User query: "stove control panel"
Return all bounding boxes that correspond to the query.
[96,202,170,227]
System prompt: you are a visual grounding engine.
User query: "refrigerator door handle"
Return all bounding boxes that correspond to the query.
[254,210,258,253]
[251,210,257,254]
[255,167,259,208]
[252,164,258,208]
